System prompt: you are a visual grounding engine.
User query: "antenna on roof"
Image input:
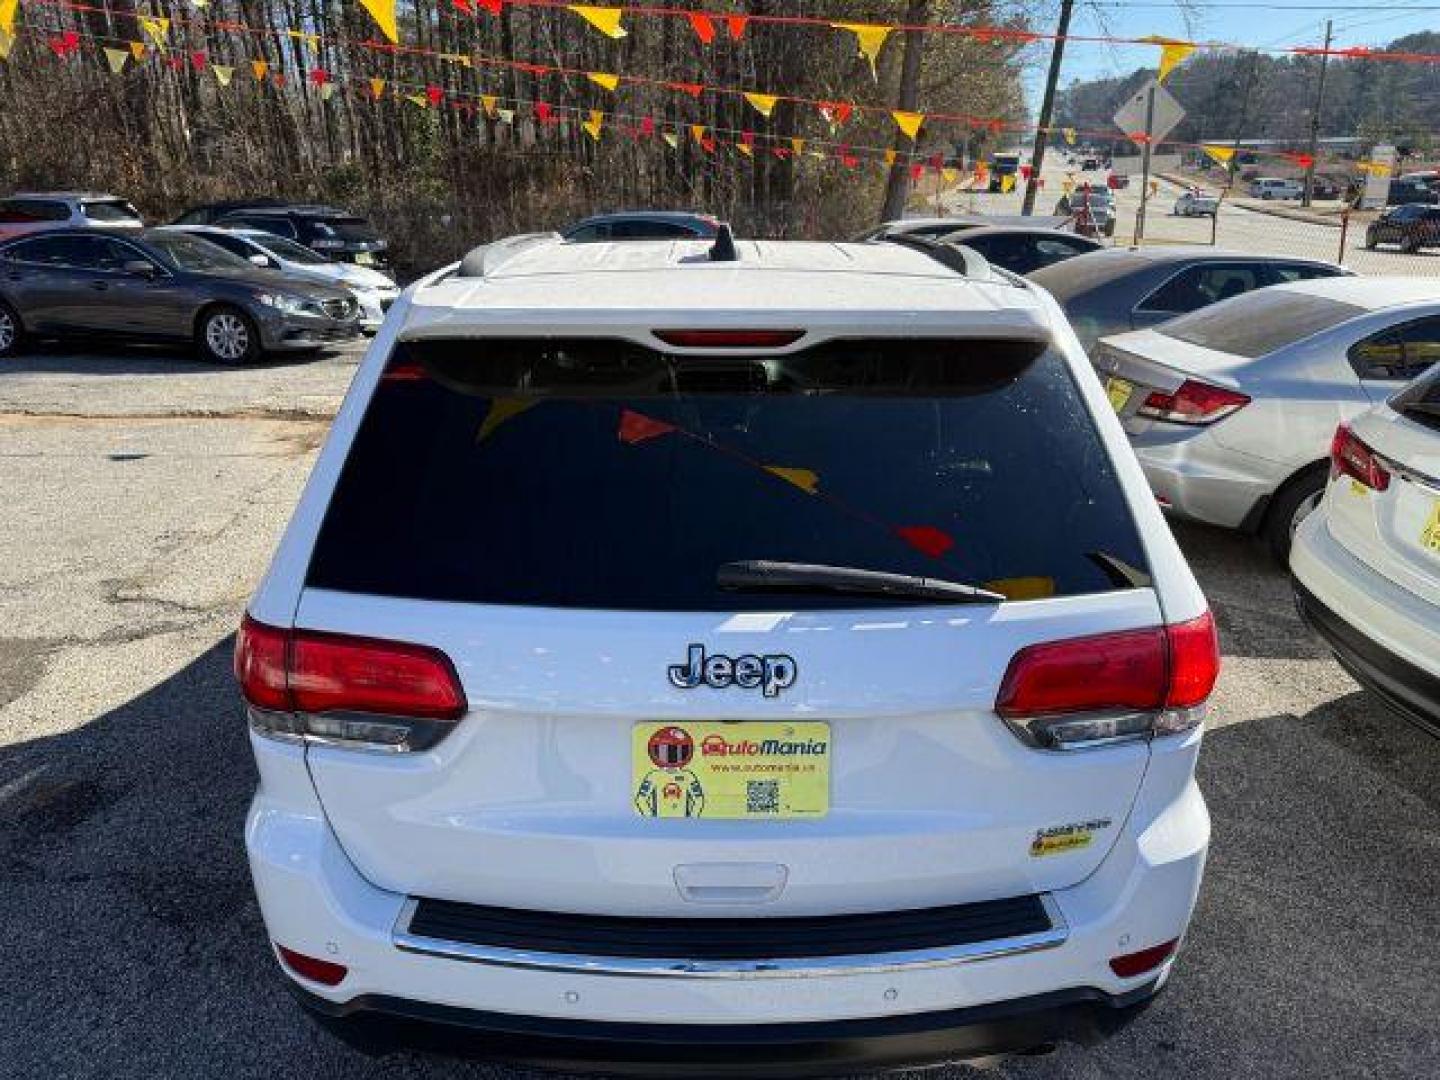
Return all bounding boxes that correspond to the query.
[708,223,738,262]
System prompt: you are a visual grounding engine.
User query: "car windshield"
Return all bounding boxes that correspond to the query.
[252,235,328,264]
[1159,291,1365,358]
[306,337,1152,610]
[145,234,253,272]
[81,199,142,223]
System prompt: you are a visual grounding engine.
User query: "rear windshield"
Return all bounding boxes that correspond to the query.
[1027,251,1145,299]
[1159,291,1364,358]
[307,338,1152,609]
[302,215,379,241]
[81,199,141,223]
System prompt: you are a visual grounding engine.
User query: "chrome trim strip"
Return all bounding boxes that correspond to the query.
[389,895,1069,980]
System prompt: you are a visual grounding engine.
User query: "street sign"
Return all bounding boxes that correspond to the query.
[1361,144,1395,209]
[1113,79,1185,147]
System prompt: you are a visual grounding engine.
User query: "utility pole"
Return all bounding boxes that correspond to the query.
[880,0,930,223]
[1301,19,1333,207]
[1132,83,1157,245]
[1022,0,1075,216]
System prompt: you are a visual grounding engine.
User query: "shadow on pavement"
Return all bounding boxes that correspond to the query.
[4,340,347,375]
[1,642,1436,1079]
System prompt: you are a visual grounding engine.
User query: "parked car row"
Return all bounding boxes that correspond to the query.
[0,192,401,362]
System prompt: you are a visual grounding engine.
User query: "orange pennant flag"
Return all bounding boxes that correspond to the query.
[883,149,897,166]
[689,123,705,145]
[790,137,805,156]
[369,77,386,99]
[765,467,819,494]
[480,93,498,117]
[129,41,147,61]
[743,92,778,118]
[251,59,269,80]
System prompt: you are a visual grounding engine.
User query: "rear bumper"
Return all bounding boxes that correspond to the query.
[289,979,1160,1075]
[244,728,1207,1053]
[1291,514,1440,731]
[1129,425,1280,530]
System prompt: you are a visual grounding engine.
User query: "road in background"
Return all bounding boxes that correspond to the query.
[0,345,1436,1078]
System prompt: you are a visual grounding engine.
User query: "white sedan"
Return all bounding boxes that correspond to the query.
[166,225,399,333]
[1292,368,1440,736]
[1092,277,1440,561]
[1173,192,1219,217]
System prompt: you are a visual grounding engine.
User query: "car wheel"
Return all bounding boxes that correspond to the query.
[1401,235,1422,254]
[1263,464,1328,565]
[0,300,23,358]
[198,305,260,365]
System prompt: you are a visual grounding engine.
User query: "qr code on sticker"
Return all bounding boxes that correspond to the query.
[746,780,780,814]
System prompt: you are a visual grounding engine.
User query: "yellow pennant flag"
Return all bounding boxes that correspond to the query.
[104,47,130,74]
[477,398,537,442]
[212,64,233,87]
[568,5,627,39]
[942,167,959,185]
[370,77,386,99]
[287,29,319,53]
[1142,35,1196,82]
[831,23,892,79]
[480,94,497,117]
[883,149,897,166]
[0,29,13,62]
[737,140,753,157]
[251,59,269,80]
[765,467,820,495]
[139,16,170,50]
[743,92,778,118]
[497,108,515,124]
[406,92,429,108]
[1001,174,1016,193]
[587,71,619,92]
[891,110,924,140]
[662,131,678,149]
[319,83,336,101]
[582,109,604,141]
[0,0,16,36]
[1201,144,1235,166]
[689,123,705,145]
[441,52,472,68]
[359,0,399,44]
[130,41,146,61]
[1062,127,1077,146]
[790,137,805,156]
[1356,160,1392,177]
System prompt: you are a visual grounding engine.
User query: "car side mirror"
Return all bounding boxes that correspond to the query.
[123,260,159,279]
[248,254,271,268]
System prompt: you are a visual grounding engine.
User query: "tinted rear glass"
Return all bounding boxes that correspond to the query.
[307,338,1151,609]
[1027,251,1147,299]
[1159,290,1364,358]
[81,199,141,222]
[303,215,379,241]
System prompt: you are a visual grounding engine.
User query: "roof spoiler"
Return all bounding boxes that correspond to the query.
[875,232,999,282]
[456,231,562,278]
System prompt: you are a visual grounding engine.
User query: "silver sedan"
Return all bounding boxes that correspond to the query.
[1092,277,1440,561]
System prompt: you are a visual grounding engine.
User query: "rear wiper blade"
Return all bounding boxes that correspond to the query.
[718,560,1006,604]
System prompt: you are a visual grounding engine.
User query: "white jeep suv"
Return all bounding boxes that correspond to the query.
[236,231,1218,1071]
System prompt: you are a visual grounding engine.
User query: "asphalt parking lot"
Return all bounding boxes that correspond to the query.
[1,344,1437,1079]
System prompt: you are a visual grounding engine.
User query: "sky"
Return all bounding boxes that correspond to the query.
[1016,0,1440,108]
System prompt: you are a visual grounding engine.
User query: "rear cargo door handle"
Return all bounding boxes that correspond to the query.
[674,863,788,905]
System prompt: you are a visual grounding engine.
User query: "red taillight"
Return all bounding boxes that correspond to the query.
[996,612,1219,718]
[1330,423,1390,491]
[1139,379,1249,425]
[652,329,805,348]
[276,944,348,986]
[235,616,466,720]
[1109,938,1179,978]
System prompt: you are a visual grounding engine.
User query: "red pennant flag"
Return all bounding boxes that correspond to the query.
[819,101,853,126]
[309,68,331,86]
[772,147,791,160]
[669,82,705,98]
[741,130,755,148]
[166,56,185,71]
[477,0,503,12]
[726,15,748,40]
[272,73,287,87]
[535,102,554,124]
[452,0,474,11]
[426,84,444,107]
[929,153,944,171]
[48,31,81,58]
[618,410,677,445]
[988,118,1004,134]
[1020,164,1033,180]
[909,163,925,181]
[701,137,717,154]
[896,525,955,559]
[190,52,207,72]
[640,116,655,137]
[838,145,859,168]
[686,13,716,44]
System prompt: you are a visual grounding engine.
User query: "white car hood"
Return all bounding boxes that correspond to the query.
[291,262,395,290]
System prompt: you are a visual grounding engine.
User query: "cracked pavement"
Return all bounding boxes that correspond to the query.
[0,343,1436,1080]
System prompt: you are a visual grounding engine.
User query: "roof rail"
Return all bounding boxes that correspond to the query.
[455,231,562,278]
[875,232,992,279]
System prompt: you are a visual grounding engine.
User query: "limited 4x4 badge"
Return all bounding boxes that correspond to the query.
[1030,818,1113,857]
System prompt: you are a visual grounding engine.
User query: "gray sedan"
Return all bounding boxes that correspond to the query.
[1028,247,1348,353]
[1093,277,1440,561]
[0,228,360,364]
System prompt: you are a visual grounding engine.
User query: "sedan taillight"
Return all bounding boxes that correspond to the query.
[1138,379,1250,425]
[1330,423,1390,491]
[995,612,1219,749]
[235,615,466,751]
